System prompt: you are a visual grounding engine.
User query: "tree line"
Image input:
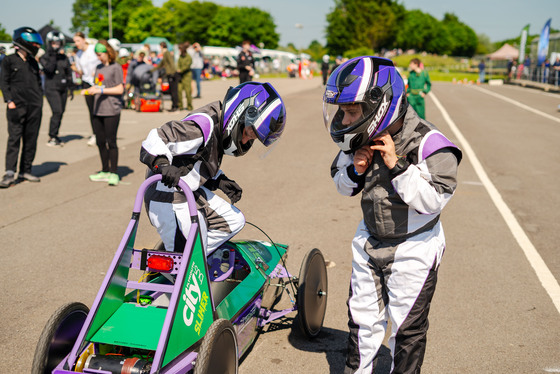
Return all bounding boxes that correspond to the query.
[70,0,481,57]
[0,0,552,60]
[71,0,280,49]
[326,0,478,57]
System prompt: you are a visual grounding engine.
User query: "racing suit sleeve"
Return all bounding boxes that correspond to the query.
[40,51,57,76]
[0,58,12,102]
[140,120,204,188]
[391,148,458,215]
[330,150,365,196]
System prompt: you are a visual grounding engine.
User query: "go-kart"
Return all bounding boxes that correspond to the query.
[32,174,328,374]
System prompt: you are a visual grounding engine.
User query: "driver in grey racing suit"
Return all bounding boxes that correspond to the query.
[324,56,462,373]
[140,82,286,253]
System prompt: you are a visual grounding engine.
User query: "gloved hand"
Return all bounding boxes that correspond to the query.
[152,156,183,188]
[217,175,242,204]
[156,164,182,188]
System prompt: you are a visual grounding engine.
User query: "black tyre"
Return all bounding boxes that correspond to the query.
[194,319,238,374]
[296,248,328,339]
[31,302,89,374]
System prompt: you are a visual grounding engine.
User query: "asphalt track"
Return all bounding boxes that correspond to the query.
[0,77,559,373]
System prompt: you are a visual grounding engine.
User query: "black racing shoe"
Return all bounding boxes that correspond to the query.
[0,172,16,188]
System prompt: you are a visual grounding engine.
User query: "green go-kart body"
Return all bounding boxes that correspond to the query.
[32,175,328,374]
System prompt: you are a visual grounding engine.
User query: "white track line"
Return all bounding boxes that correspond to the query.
[431,92,560,315]
[501,83,560,99]
[471,85,560,124]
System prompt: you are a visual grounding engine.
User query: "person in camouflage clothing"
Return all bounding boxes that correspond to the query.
[177,42,193,111]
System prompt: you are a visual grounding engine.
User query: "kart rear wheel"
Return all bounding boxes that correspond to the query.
[194,319,238,374]
[31,302,89,374]
[297,248,328,339]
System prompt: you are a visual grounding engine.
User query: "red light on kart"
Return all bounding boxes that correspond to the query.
[147,255,174,272]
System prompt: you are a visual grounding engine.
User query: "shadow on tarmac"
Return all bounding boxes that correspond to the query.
[287,324,391,374]
[59,134,85,144]
[30,163,134,181]
[116,165,134,180]
[238,313,392,373]
[32,161,68,177]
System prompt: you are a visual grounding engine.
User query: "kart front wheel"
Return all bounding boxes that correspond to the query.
[195,319,238,374]
[31,302,90,374]
[297,248,328,339]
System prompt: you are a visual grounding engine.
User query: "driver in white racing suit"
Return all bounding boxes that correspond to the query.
[324,56,462,373]
[140,81,286,253]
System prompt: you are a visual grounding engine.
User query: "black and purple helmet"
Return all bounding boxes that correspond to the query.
[323,56,407,153]
[222,82,286,156]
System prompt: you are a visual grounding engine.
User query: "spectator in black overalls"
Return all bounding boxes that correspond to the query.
[0,27,44,188]
[40,30,72,147]
[237,40,254,84]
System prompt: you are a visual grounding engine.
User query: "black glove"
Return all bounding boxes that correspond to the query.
[153,157,182,188]
[159,165,182,188]
[213,175,242,204]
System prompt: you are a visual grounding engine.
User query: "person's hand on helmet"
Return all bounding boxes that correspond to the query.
[371,133,398,169]
[353,145,374,175]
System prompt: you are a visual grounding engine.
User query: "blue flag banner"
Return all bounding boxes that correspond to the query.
[537,18,551,65]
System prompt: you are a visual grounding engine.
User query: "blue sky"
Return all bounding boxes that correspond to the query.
[2,0,559,47]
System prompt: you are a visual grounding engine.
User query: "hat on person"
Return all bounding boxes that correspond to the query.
[94,43,107,54]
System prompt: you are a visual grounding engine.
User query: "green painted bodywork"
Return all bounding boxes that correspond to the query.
[79,222,288,369]
[215,241,287,320]
[86,222,138,343]
[91,303,166,350]
[163,233,212,366]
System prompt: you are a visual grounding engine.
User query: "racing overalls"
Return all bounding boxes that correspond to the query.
[40,46,72,140]
[140,101,245,253]
[0,52,43,175]
[331,107,462,374]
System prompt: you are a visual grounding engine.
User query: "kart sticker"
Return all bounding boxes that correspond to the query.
[164,233,213,366]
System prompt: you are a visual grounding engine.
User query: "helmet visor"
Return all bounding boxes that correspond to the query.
[22,31,43,46]
[246,97,285,147]
[323,100,379,137]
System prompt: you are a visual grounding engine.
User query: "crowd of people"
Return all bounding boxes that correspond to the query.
[0,27,214,188]
[0,25,438,191]
[507,55,560,85]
